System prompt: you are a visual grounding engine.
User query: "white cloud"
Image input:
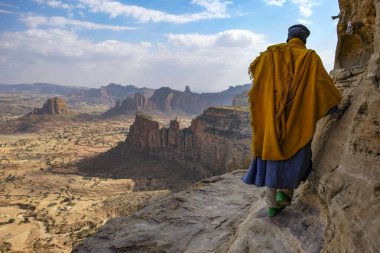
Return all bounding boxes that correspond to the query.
[77,0,231,23]
[34,0,74,10]
[0,2,16,8]
[0,9,15,14]
[263,0,287,6]
[20,14,136,30]
[317,49,335,72]
[263,0,317,17]
[297,18,313,25]
[291,0,317,18]
[167,30,266,49]
[192,0,232,15]
[0,28,267,91]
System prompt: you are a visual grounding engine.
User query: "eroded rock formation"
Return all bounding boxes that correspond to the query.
[31,97,67,115]
[123,107,252,178]
[103,93,155,117]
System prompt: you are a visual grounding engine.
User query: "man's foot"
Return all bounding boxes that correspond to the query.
[268,207,282,217]
[276,191,291,206]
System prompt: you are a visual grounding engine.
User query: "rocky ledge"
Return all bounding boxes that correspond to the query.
[73,171,324,253]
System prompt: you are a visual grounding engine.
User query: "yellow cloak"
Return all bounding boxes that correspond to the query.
[248,38,342,160]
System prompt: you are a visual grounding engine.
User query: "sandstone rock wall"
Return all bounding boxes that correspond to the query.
[309,0,380,252]
[31,97,67,115]
[124,107,252,178]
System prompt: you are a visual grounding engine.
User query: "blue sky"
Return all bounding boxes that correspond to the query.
[0,0,339,92]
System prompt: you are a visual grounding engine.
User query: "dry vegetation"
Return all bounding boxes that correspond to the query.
[0,117,169,252]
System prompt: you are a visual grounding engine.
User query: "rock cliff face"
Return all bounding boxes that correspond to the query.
[309,0,380,252]
[124,107,252,178]
[74,1,379,252]
[148,87,206,115]
[31,97,67,115]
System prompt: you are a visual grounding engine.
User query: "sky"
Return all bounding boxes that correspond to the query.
[0,0,339,92]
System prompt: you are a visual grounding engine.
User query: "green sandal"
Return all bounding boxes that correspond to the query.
[268,207,281,217]
[276,191,291,207]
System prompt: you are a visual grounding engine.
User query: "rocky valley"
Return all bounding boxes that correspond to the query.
[0,87,252,252]
[0,114,175,252]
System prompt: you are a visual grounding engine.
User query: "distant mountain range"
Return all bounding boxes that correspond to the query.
[103,84,251,117]
[0,83,154,104]
[0,82,251,116]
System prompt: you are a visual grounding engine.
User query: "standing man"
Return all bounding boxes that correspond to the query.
[242,24,342,217]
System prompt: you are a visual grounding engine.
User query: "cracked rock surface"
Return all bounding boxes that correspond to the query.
[73,171,324,253]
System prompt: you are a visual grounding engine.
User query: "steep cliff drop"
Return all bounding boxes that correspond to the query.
[73,1,379,252]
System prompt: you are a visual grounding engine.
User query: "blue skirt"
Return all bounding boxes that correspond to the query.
[242,142,313,189]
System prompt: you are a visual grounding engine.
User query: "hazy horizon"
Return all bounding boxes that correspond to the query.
[0,81,252,94]
[0,0,339,92]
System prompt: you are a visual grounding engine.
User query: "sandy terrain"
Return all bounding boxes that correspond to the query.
[0,118,169,252]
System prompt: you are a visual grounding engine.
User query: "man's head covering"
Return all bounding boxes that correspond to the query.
[287,24,310,43]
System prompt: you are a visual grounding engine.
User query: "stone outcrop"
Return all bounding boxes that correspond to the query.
[123,107,252,178]
[102,93,155,117]
[31,97,67,115]
[74,0,380,252]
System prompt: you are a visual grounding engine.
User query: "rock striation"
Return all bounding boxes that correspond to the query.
[123,107,252,178]
[31,97,68,115]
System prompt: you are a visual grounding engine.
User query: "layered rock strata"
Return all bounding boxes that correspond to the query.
[124,107,252,178]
